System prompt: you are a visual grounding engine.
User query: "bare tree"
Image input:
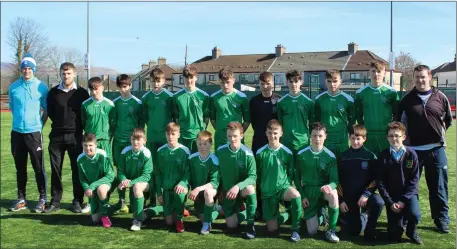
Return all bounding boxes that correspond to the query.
[395,51,421,90]
[45,45,84,83]
[6,17,49,81]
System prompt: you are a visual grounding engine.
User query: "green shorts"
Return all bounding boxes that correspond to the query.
[221,191,244,218]
[97,139,112,159]
[179,137,198,154]
[365,133,389,155]
[162,189,187,217]
[302,186,327,220]
[112,140,131,167]
[262,186,290,221]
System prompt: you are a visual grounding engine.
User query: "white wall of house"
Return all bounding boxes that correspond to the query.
[436,71,456,86]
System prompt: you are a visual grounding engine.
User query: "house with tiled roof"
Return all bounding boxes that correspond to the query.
[131,57,177,91]
[173,43,402,91]
[432,55,456,87]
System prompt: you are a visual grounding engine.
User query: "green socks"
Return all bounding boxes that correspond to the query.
[174,192,187,220]
[144,206,164,219]
[100,198,109,216]
[328,207,339,230]
[290,197,303,231]
[204,204,220,223]
[245,193,257,225]
[134,197,145,220]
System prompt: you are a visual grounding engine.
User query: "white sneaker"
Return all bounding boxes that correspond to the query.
[325,229,340,243]
[201,222,211,235]
[130,220,142,231]
[81,203,91,213]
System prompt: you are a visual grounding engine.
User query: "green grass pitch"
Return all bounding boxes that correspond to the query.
[0,112,455,248]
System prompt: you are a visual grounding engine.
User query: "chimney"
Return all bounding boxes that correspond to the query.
[275,44,286,57]
[149,60,157,68]
[348,42,358,55]
[212,47,221,59]
[158,57,167,65]
[141,64,148,71]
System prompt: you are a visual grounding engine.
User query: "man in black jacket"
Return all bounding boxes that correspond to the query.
[396,64,453,233]
[46,62,90,213]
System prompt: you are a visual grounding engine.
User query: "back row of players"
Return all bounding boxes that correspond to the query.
[10,58,452,244]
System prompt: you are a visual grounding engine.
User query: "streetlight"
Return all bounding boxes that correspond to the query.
[86,1,90,84]
[389,1,394,87]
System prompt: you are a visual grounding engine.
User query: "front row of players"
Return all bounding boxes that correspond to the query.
[77,120,422,244]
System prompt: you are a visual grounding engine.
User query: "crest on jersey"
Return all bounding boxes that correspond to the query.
[138,160,143,167]
[232,102,239,108]
[361,161,368,169]
[162,100,166,106]
[337,103,344,110]
[238,160,244,168]
[176,158,182,164]
[298,104,305,110]
[129,106,134,113]
[381,96,387,103]
[320,162,326,169]
[101,107,106,114]
[406,160,413,168]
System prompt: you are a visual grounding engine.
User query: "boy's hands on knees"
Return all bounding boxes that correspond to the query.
[189,187,201,201]
[85,189,93,197]
[157,196,164,205]
[390,203,402,213]
[320,185,332,195]
[175,184,186,194]
[118,179,131,190]
[226,185,240,200]
[302,198,309,208]
[357,195,368,208]
[340,202,349,213]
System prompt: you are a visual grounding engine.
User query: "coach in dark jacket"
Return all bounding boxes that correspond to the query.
[396,64,453,233]
[46,62,90,213]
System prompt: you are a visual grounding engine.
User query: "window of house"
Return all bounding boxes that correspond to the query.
[179,75,184,84]
[350,73,361,80]
[310,74,319,84]
[254,74,260,81]
[209,75,216,81]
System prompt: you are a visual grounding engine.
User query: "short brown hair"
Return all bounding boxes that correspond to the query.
[83,133,97,143]
[60,62,76,72]
[325,69,341,80]
[150,68,165,82]
[370,60,386,71]
[88,77,103,90]
[310,122,327,134]
[183,65,198,78]
[387,121,406,135]
[197,130,213,144]
[116,74,132,87]
[165,122,180,134]
[226,121,244,135]
[266,119,282,131]
[219,68,234,82]
[413,64,431,75]
[259,71,273,82]
[286,70,302,82]
[349,124,367,138]
[131,128,146,140]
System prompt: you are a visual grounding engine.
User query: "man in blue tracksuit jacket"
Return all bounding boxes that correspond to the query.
[8,53,49,213]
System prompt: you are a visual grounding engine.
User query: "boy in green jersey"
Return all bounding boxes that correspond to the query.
[111,74,144,213]
[216,122,257,239]
[117,128,159,231]
[210,68,250,150]
[173,66,209,153]
[77,133,114,228]
[155,122,190,233]
[81,77,115,156]
[315,69,355,160]
[277,70,314,156]
[188,131,221,235]
[295,122,340,243]
[355,60,399,155]
[256,119,302,242]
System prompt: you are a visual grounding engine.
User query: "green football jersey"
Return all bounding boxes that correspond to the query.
[77,149,114,191]
[210,89,250,148]
[155,143,190,196]
[118,146,153,186]
[255,144,294,198]
[277,93,314,151]
[112,95,144,143]
[173,88,209,140]
[355,84,399,134]
[81,97,115,140]
[314,91,355,145]
[295,146,338,198]
[189,152,220,189]
[142,89,174,144]
[215,144,256,192]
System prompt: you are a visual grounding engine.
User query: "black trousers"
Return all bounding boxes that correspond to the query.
[48,131,84,206]
[11,130,47,200]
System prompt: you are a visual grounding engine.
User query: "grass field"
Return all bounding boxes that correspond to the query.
[1,111,455,248]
